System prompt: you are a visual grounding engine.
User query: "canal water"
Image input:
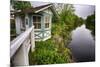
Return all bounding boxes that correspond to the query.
[68,24,95,62]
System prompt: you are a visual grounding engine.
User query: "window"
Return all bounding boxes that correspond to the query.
[33,16,41,29]
[45,16,50,28]
[21,17,25,28]
[26,18,28,25]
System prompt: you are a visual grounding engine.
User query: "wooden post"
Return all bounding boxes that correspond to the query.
[41,16,45,40]
[25,13,29,30]
[15,15,21,35]
[31,26,35,52]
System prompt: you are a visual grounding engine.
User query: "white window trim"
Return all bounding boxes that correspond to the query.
[44,15,51,29]
[32,15,42,30]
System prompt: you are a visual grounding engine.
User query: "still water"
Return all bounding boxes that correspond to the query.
[68,24,95,62]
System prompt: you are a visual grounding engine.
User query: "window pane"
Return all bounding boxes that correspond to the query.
[33,16,41,29]
[33,23,41,29]
[38,23,41,29]
[45,17,48,23]
[33,23,36,29]
[26,19,28,25]
[37,16,41,22]
[33,16,41,23]
[33,16,36,22]
[45,16,50,28]
[45,16,49,23]
[45,23,49,28]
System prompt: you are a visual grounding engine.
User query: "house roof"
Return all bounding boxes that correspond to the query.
[14,3,52,14]
[22,4,52,13]
[14,2,59,19]
[30,1,50,8]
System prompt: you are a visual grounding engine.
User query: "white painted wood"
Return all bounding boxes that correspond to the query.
[10,26,34,66]
[20,17,25,30]
[49,15,52,29]
[31,26,35,52]
[10,26,34,57]
[12,41,29,66]
[34,29,51,41]
[25,13,29,30]
[43,36,51,41]
[15,16,21,34]
[32,15,42,30]
[43,8,53,15]
[34,12,52,41]
[12,38,30,65]
[35,5,52,13]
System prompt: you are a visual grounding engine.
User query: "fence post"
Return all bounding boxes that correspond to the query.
[31,26,35,52]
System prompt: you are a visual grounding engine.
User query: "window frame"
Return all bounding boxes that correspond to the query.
[45,16,50,29]
[32,15,42,29]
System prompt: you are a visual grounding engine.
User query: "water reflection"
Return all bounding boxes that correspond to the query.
[69,24,95,62]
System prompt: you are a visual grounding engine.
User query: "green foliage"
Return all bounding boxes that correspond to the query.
[29,4,86,65]
[59,4,75,25]
[10,19,15,29]
[35,40,56,51]
[55,4,85,31]
[86,14,95,36]
[12,1,31,10]
[29,39,71,65]
[86,14,95,24]
[73,16,85,28]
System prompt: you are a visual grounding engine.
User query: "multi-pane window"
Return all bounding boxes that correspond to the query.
[45,16,50,28]
[33,16,41,29]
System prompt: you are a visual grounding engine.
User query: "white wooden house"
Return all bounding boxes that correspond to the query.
[14,3,58,41]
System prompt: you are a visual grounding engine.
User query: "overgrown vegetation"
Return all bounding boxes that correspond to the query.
[29,39,72,65]
[10,1,95,64]
[29,4,84,65]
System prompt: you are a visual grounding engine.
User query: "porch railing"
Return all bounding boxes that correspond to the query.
[10,26,35,66]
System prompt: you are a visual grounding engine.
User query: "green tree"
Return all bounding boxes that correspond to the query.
[59,4,75,25]
[11,0,31,11]
[86,13,95,36]
[86,14,95,24]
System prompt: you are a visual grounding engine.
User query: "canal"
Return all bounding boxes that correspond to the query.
[68,24,95,62]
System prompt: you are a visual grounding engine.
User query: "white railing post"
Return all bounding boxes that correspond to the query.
[31,26,35,52]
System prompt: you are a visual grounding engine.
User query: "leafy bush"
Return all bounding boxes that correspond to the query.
[29,39,71,65]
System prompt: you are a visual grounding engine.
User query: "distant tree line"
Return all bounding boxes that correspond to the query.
[85,13,95,36]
